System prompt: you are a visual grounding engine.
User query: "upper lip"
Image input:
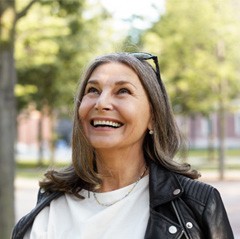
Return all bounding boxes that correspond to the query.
[90,117,123,127]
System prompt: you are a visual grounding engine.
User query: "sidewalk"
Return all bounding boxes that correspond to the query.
[199,170,240,181]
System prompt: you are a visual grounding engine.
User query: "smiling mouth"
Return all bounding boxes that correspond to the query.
[91,120,123,128]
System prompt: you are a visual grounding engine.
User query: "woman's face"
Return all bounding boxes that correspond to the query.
[78,62,152,152]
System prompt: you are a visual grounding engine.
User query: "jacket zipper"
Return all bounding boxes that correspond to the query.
[171,201,190,239]
[177,230,184,239]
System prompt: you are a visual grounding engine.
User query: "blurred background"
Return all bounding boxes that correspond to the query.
[0,0,240,238]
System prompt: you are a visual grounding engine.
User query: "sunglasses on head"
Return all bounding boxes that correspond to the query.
[129,52,162,85]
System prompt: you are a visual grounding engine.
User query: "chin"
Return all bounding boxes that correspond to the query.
[90,141,118,149]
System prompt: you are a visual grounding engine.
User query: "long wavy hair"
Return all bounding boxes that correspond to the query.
[40,53,200,196]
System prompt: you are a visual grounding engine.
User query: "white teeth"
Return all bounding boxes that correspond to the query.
[93,120,121,128]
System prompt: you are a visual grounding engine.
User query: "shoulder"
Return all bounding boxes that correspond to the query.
[148,162,220,208]
[176,173,219,206]
[37,188,64,204]
[11,189,63,239]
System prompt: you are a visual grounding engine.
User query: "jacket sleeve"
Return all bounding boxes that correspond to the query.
[11,189,63,239]
[202,188,234,239]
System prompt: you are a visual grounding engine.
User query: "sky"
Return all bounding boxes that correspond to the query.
[99,0,165,30]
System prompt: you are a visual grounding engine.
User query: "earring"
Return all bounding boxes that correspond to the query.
[149,129,154,135]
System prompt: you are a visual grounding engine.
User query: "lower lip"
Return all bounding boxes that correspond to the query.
[91,126,120,131]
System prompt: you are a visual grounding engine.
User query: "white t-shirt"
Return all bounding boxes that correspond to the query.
[25,175,150,239]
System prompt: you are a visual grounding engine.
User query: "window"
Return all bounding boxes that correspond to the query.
[235,113,240,135]
[201,118,209,136]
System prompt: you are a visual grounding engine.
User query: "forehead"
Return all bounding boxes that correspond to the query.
[87,62,140,84]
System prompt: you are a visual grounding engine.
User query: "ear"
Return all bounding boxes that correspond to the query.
[147,115,154,132]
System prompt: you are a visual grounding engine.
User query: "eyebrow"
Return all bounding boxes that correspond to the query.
[87,80,137,88]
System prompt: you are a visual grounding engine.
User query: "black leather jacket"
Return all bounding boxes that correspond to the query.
[12,162,234,239]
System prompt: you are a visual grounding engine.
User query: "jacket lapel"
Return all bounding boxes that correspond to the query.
[149,162,184,207]
[144,162,186,239]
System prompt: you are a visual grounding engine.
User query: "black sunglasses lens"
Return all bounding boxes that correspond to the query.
[130,52,154,60]
[129,52,161,85]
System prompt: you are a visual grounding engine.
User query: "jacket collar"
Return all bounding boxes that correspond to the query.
[148,161,184,207]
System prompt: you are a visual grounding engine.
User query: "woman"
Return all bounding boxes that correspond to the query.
[12,52,234,239]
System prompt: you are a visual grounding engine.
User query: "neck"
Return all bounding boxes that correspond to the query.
[95,148,147,192]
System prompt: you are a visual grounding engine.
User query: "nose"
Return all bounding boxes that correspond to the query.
[94,91,113,111]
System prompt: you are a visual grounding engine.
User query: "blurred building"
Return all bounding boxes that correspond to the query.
[17,107,52,152]
[16,106,240,153]
[16,106,72,159]
[178,112,240,149]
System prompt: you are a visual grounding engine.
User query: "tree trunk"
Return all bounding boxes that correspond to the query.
[0,47,16,239]
[218,88,226,180]
[207,115,215,161]
[49,109,57,165]
[38,110,44,166]
[0,0,39,237]
[180,115,189,162]
[216,40,227,181]
[0,8,16,239]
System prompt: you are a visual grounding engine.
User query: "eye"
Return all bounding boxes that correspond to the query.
[117,88,131,94]
[85,87,100,94]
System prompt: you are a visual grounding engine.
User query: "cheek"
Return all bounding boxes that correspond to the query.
[128,100,150,117]
[78,104,89,135]
[78,104,85,120]
[78,99,92,120]
[137,103,151,128]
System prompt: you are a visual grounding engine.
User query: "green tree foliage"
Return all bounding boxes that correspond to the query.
[141,0,240,115]
[141,0,240,178]
[15,0,111,165]
[16,0,110,112]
